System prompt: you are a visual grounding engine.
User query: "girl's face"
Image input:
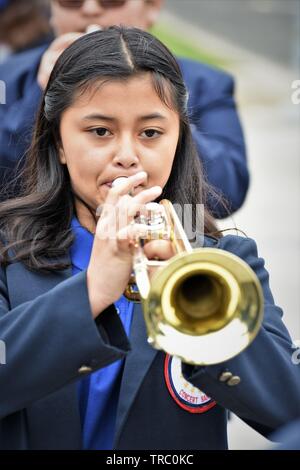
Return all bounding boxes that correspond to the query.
[59,73,180,222]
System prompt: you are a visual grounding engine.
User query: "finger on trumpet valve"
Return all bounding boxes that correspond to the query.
[145,202,165,223]
[143,202,167,239]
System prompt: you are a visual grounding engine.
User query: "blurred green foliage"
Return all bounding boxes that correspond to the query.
[151,23,228,69]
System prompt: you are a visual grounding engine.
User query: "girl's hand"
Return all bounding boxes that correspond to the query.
[86,172,163,318]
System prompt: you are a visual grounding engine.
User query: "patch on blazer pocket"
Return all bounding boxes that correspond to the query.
[164,355,216,413]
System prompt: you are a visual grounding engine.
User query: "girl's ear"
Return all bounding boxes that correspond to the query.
[59,146,67,165]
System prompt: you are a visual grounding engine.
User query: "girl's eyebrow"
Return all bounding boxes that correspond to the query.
[139,113,167,121]
[82,113,167,122]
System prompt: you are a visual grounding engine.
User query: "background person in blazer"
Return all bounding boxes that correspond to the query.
[0,0,248,217]
[0,27,299,450]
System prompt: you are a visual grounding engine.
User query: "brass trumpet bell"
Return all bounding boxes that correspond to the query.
[143,248,263,365]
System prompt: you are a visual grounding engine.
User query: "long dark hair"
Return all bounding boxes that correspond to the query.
[0,26,220,273]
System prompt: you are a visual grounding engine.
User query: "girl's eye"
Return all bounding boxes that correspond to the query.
[91,127,111,137]
[141,129,162,138]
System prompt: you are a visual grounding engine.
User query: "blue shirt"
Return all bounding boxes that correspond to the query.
[70,217,134,449]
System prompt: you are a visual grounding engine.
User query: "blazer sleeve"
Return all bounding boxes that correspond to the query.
[182,235,300,436]
[179,58,249,218]
[0,267,130,419]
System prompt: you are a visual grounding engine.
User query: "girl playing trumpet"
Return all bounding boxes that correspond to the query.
[0,27,299,450]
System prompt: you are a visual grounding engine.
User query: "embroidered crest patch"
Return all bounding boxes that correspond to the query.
[164,354,217,413]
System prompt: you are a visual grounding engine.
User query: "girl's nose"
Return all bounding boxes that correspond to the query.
[81,0,104,16]
[113,153,139,169]
[112,140,140,169]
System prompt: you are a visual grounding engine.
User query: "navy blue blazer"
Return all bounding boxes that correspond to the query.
[0,46,248,217]
[0,235,299,450]
[272,418,300,450]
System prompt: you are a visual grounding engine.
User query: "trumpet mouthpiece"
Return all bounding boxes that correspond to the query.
[86,24,102,34]
[112,177,129,187]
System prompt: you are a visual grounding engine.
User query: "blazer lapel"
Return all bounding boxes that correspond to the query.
[114,301,158,447]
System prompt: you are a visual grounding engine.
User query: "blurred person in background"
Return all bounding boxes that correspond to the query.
[0,0,52,63]
[0,0,249,218]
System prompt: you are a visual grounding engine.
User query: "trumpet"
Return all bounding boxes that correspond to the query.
[103,170,264,366]
[122,198,264,366]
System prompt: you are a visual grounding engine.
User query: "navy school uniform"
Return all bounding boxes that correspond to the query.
[0,46,248,217]
[272,418,300,450]
[0,221,300,450]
